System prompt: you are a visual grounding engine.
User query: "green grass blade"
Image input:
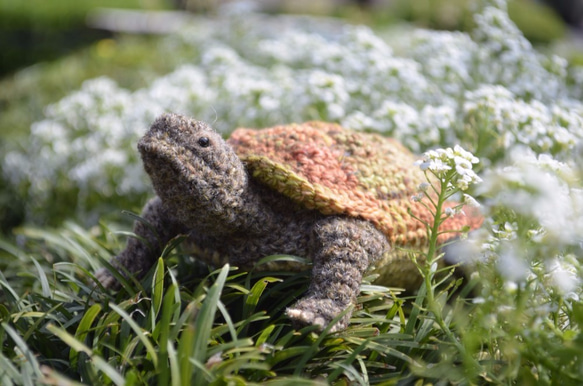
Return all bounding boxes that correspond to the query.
[166,339,180,386]
[190,264,230,385]
[207,337,256,357]
[262,378,327,386]
[188,357,213,382]
[177,316,195,386]
[255,255,310,268]
[156,283,179,386]
[326,338,371,383]
[243,277,282,320]
[0,237,29,260]
[293,305,353,377]
[41,365,86,386]
[30,257,51,298]
[345,337,416,363]
[108,302,158,368]
[46,324,125,385]
[405,282,426,336]
[0,349,20,384]
[256,324,276,347]
[217,300,239,343]
[0,275,21,306]
[1,322,43,381]
[160,234,188,258]
[269,346,313,367]
[70,303,102,369]
[152,257,165,318]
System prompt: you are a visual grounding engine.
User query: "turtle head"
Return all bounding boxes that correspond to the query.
[139,113,248,229]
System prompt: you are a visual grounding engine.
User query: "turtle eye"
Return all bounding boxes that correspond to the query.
[197,137,210,148]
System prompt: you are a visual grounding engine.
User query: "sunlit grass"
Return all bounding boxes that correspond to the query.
[0,223,435,384]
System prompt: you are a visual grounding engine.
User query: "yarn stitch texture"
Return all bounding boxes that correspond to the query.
[96,113,483,332]
[229,121,482,247]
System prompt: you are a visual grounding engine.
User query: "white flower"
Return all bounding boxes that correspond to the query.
[480,150,583,245]
[492,222,518,241]
[418,182,430,192]
[411,193,424,202]
[503,281,518,294]
[417,157,452,175]
[341,111,376,131]
[497,242,529,282]
[444,207,463,217]
[462,194,481,208]
[463,84,583,158]
[416,146,481,190]
[545,257,580,296]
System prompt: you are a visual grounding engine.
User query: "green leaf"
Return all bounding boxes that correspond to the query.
[256,324,276,347]
[0,349,21,384]
[152,258,165,318]
[47,324,125,385]
[269,346,313,367]
[177,319,195,386]
[160,234,188,259]
[255,255,311,268]
[70,303,102,368]
[217,301,239,343]
[31,256,51,298]
[206,337,255,358]
[0,276,20,307]
[95,255,141,296]
[2,322,43,382]
[243,277,282,321]
[156,283,178,386]
[109,302,159,368]
[167,339,180,386]
[263,378,327,386]
[293,306,353,377]
[326,337,371,382]
[180,264,230,385]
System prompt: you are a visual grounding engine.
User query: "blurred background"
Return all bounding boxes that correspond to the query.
[1,0,581,77]
[1,0,582,232]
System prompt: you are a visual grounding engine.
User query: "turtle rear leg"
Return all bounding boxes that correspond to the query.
[286,217,389,332]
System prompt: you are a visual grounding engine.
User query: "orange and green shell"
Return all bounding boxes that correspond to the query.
[228,122,483,250]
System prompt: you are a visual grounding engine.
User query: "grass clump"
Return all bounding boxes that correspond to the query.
[0,223,427,384]
[0,0,171,75]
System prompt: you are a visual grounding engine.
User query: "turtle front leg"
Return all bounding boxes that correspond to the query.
[95,196,187,289]
[286,217,389,332]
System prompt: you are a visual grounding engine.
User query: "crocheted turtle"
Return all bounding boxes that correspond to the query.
[96,113,483,332]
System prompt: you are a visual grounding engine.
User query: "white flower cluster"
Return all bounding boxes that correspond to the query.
[463,85,583,157]
[480,149,582,246]
[2,0,582,224]
[4,78,145,198]
[544,255,581,298]
[472,3,569,103]
[467,147,583,297]
[416,145,481,191]
[408,29,477,99]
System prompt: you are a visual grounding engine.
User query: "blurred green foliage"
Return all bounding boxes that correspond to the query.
[507,0,567,44]
[0,0,171,75]
[340,0,566,44]
[0,35,186,138]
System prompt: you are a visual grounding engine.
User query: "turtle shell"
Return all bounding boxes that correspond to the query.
[228,122,482,249]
